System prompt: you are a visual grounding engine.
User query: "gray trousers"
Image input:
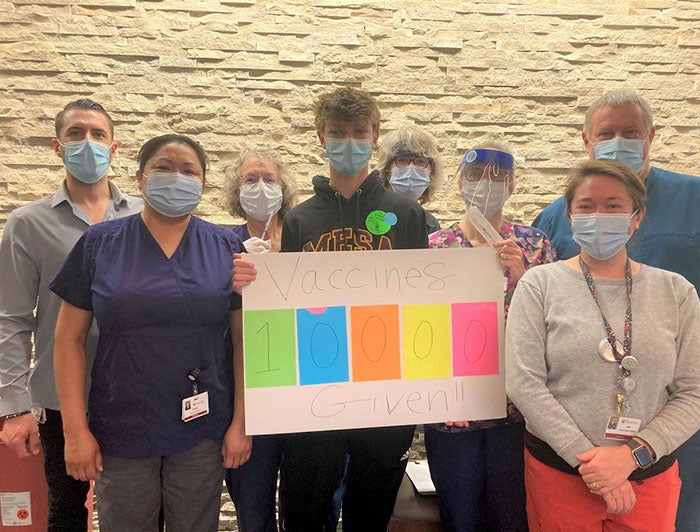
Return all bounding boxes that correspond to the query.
[95,439,223,532]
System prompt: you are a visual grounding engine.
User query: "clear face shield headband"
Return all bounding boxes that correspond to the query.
[457,148,515,217]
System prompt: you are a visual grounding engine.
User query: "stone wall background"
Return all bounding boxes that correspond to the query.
[1,0,698,233]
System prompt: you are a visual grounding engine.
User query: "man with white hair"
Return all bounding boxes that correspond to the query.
[533,89,700,531]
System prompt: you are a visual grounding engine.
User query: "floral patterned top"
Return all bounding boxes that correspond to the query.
[428,220,556,431]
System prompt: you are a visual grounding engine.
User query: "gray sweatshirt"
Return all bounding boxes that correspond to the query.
[506,261,700,468]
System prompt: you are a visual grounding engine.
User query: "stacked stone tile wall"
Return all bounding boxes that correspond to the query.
[1,0,698,233]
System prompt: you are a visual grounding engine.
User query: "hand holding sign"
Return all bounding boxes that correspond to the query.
[242,248,506,435]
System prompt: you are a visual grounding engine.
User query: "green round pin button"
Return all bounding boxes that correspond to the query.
[366,209,396,235]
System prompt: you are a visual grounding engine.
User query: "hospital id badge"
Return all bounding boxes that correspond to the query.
[182,391,209,422]
[603,415,641,440]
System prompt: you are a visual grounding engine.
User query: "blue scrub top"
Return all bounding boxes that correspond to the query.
[231,223,250,242]
[50,214,243,459]
[532,166,700,290]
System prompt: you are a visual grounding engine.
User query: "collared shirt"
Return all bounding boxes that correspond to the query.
[0,181,142,414]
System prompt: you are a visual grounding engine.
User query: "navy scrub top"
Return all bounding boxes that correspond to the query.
[50,214,243,459]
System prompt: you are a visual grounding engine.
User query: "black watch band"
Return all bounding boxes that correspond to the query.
[0,410,31,421]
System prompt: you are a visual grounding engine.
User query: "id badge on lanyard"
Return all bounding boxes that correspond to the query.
[182,367,210,422]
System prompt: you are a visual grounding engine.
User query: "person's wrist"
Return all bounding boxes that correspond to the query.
[615,443,638,474]
[0,410,31,421]
[623,439,655,469]
[631,437,656,460]
[62,421,91,437]
[231,417,246,432]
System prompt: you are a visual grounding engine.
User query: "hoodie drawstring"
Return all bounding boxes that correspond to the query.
[335,188,363,232]
[334,191,344,224]
[353,188,362,232]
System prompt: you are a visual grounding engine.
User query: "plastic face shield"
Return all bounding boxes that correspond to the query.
[458,149,514,183]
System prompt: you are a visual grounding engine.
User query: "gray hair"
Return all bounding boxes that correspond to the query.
[376,124,445,204]
[583,90,654,136]
[225,145,298,220]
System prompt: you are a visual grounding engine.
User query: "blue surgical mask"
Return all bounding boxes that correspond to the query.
[571,213,634,260]
[593,137,646,174]
[460,180,511,217]
[62,138,112,184]
[144,173,202,217]
[325,138,372,176]
[389,166,430,200]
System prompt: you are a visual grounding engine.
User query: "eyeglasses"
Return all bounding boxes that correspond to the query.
[242,173,279,185]
[393,156,432,169]
[460,163,512,183]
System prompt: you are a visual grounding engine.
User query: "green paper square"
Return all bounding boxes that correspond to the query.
[244,309,297,388]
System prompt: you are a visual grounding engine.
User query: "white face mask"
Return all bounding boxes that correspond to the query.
[242,236,271,254]
[459,180,510,217]
[239,181,283,221]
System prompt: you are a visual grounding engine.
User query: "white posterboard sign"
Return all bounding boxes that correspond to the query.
[242,247,505,435]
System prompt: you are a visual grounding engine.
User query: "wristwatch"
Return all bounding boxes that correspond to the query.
[623,440,655,469]
[0,410,31,421]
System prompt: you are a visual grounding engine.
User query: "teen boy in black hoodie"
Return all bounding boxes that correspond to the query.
[234,87,428,530]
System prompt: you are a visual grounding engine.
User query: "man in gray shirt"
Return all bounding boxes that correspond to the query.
[0,99,142,530]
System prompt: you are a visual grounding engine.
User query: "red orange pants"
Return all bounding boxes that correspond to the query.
[524,449,681,532]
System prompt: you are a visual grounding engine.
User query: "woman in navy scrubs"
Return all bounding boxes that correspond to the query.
[51,134,246,531]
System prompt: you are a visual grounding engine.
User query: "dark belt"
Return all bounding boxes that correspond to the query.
[525,430,676,481]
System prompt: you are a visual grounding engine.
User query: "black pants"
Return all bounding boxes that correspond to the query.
[279,425,415,532]
[38,409,90,532]
[424,422,527,532]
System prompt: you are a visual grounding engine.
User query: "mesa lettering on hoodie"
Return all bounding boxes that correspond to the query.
[281,170,428,254]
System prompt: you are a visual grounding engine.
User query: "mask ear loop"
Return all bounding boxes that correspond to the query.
[479,163,496,213]
[505,171,518,219]
[626,209,641,236]
[460,164,486,203]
